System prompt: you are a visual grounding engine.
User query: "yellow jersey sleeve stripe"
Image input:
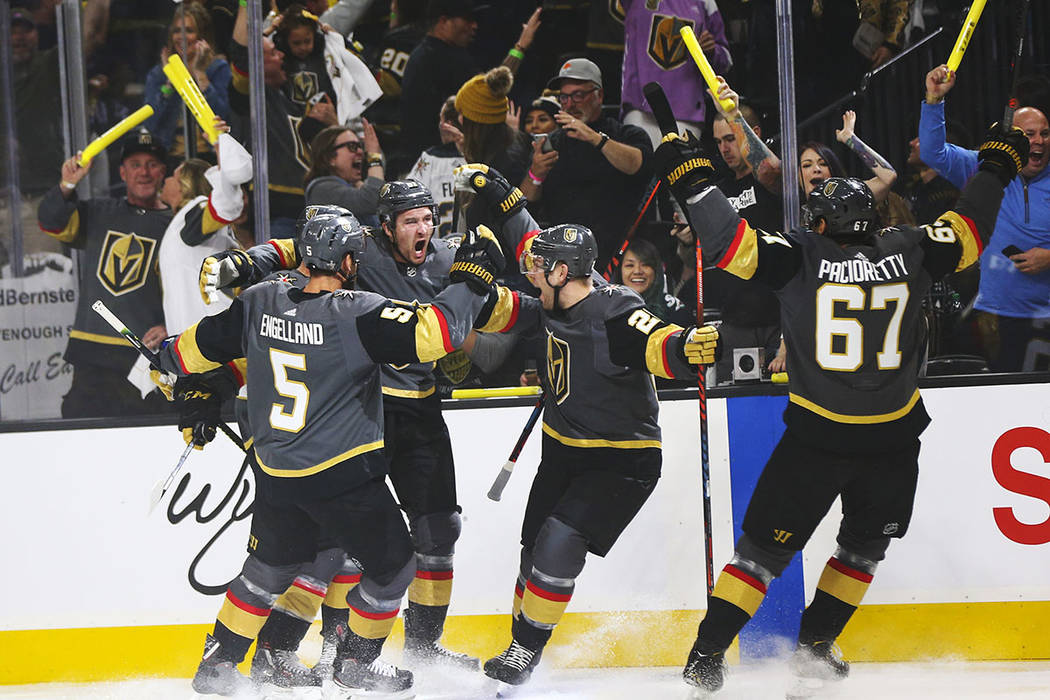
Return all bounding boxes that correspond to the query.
[40,210,80,243]
[789,388,920,424]
[255,439,384,477]
[476,286,519,333]
[173,323,223,374]
[231,64,249,94]
[941,210,982,271]
[717,219,759,280]
[269,239,300,269]
[382,386,436,399]
[542,422,661,449]
[69,329,132,346]
[414,305,455,363]
[645,324,681,379]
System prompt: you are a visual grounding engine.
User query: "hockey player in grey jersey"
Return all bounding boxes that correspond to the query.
[158,212,504,698]
[468,222,719,690]
[652,125,1029,697]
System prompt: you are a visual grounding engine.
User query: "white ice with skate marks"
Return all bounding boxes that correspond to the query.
[1,660,1049,699]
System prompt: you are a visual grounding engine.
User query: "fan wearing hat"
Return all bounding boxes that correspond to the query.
[533,58,653,272]
[400,1,541,162]
[37,128,173,418]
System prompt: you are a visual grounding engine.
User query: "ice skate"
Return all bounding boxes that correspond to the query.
[332,656,414,699]
[251,641,322,696]
[785,641,848,699]
[483,639,542,696]
[312,629,340,686]
[682,643,727,698]
[403,636,480,671]
[191,634,253,697]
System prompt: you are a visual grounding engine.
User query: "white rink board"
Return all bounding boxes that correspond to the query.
[0,397,730,632]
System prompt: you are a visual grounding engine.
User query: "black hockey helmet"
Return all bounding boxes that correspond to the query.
[377,180,438,227]
[802,177,877,241]
[295,204,351,240]
[298,213,367,272]
[520,223,597,279]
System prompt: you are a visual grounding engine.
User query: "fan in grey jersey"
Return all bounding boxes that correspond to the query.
[198,181,528,679]
[653,125,1029,697]
[468,222,719,690]
[155,211,504,698]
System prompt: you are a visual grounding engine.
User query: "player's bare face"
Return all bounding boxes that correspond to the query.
[287,26,315,60]
[120,154,166,206]
[389,207,434,265]
[621,250,655,296]
[330,132,363,183]
[799,148,831,194]
[712,119,743,173]
[1013,108,1050,178]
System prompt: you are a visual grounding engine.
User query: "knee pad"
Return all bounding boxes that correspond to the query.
[733,533,796,585]
[835,523,890,567]
[531,517,588,581]
[409,511,462,557]
[239,555,301,602]
[356,553,416,610]
[517,547,534,584]
[298,547,347,584]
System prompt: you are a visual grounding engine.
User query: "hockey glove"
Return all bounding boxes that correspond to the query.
[978,123,1030,186]
[653,132,716,205]
[150,369,176,401]
[174,368,237,450]
[450,224,506,295]
[199,249,254,304]
[453,164,526,222]
[683,324,720,366]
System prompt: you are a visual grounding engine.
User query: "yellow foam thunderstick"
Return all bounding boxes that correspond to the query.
[78,105,154,167]
[451,386,543,399]
[946,0,987,73]
[163,54,221,144]
[680,25,735,114]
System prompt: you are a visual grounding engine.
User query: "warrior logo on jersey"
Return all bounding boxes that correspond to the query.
[97,230,157,296]
[290,72,320,106]
[648,15,694,71]
[546,331,571,405]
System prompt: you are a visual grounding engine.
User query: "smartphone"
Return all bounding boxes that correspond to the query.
[1002,245,1023,257]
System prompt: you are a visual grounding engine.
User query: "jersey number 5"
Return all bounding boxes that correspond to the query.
[816,282,909,371]
[270,348,309,432]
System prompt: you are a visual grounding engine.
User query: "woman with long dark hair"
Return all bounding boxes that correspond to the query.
[303,122,385,222]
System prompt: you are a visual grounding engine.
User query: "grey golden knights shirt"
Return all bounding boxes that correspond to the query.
[158,276,486,494]
[683,171,1005,453]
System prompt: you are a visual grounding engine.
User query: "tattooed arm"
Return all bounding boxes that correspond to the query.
[835,109,897,202]
[712,77,782,193]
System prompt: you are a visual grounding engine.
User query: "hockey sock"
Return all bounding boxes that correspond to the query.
[322,560,361,619]
[344,586,399,647]
[259,574,328,650]
[404,602,450,643]
[798,554,875,644]
[321,604,350,639]
[696,563,771,655]
[211,621,255,663]
[511,611,554,652]
[215,586,276,662]
[512,577,525,619]
[405,553,453,642]
[518,569,574,647]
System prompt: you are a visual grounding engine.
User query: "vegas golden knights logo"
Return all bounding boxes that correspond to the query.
[291,72,320,106]
[546,331,571,405]
[97,230,156,296]
[772,529,793,544]
[823,180,839,197]
[648,15,694,71]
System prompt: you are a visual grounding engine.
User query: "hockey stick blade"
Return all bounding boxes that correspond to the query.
[150,441,194,514]
[92,299,163,370]
[643,82,679,138]
[487,461,515,501]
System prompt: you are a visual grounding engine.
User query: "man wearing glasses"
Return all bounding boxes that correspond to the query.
[532,58,652,272]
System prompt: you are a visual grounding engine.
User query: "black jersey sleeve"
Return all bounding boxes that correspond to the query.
[684,185,801,290]
[159,298,246,375]
[357,283,488,364]
[605,308,695,380]
[239,239,300,285]
[916,170,1004,279]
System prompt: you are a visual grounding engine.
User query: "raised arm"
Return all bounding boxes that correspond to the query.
[918,64,978,188]
[712,76,781,192]
[835,110,896,202]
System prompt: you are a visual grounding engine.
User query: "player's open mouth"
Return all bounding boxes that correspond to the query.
[414,240,426,254]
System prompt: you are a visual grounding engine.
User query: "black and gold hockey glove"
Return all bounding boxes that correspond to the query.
[978,123,1030,186]
[653,132,716,204]
[683,324,720,366]
[450,224,506,295]
[199,249,255,304]
[453,164,526,222]
[174,369,236,450]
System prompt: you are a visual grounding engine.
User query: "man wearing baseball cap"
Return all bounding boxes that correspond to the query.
[37,128,172,418]
[526,58,652,272]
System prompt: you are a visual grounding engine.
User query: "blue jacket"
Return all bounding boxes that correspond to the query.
[920,101,1050,318]
[144,58,232,150]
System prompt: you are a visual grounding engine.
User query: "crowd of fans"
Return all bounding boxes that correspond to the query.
[4,0,1050,419]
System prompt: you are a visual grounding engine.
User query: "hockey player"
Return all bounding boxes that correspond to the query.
[651,124,1029,697]
[467,222,719,690]
[157,212,504,698]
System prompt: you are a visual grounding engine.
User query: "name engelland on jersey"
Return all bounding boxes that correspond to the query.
[259,314,325,345]
[817,253,909,284]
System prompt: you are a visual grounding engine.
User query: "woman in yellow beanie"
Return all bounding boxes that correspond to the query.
[454,65,532,193]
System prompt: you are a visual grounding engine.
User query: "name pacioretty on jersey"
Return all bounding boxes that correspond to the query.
[816,253,908,285]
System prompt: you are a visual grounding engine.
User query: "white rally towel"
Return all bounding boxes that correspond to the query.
[323,31,382,124]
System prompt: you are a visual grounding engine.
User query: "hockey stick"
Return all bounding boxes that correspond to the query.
[603,181,662,281]
[150,442,194,514]
[1002,0,1031,133]
[643,81,716,598]
[488,394,544,501]
[91,300,246,452]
